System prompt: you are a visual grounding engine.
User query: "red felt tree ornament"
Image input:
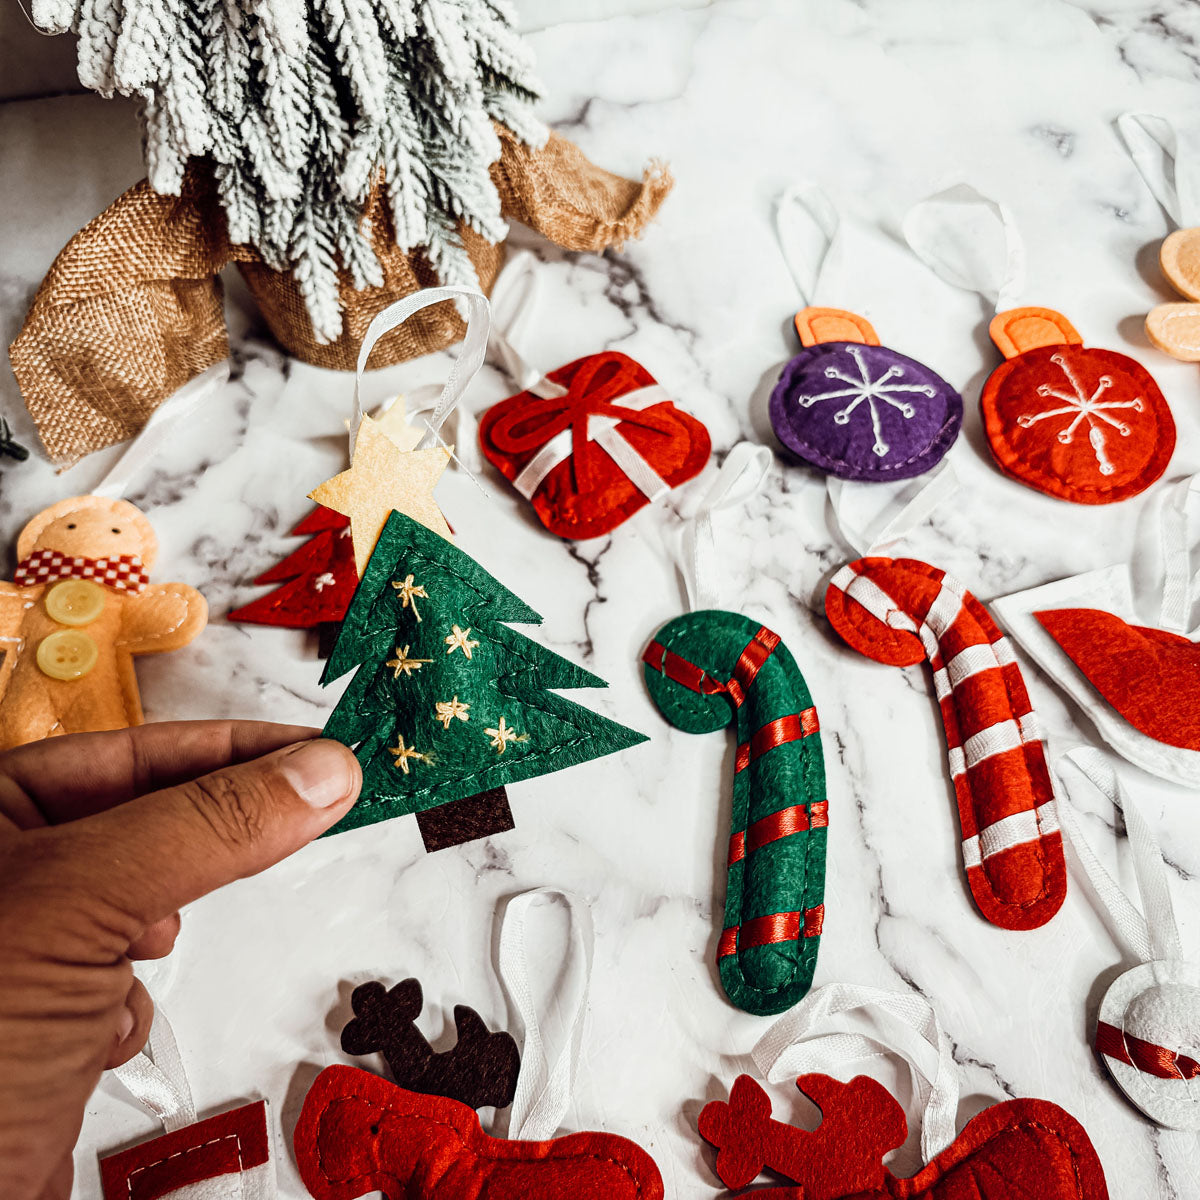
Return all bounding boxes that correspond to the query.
[228,506,357,630]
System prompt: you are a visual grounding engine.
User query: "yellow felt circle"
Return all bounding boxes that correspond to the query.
[36,630,99,681]
[44,580,107,627]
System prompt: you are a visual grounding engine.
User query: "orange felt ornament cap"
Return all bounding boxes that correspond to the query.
[981,307,1175,504]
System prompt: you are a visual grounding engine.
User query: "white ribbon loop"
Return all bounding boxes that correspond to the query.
[499,888,595,1142]
[776,182,841,308]
[1055,748,1181,966]
[902,183,1026,314]
[826,458,960,557]
[681,442,772,612]
[751,983,960,1164]
[112,1007,197,1134]
[351,285,491,456]
[487,251,568,401]
[1157,472,1200,634]
[1118,112,1200,229]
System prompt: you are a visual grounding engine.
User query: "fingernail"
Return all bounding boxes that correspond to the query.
[115,1006,135,1045]
[280,739,361,809]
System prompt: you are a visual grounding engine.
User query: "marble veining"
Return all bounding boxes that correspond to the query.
[2,0,1200,1196]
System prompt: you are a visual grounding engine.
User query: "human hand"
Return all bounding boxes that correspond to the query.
[0,721,362,1200]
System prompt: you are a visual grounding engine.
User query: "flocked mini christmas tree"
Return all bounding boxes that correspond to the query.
[321,510,646,835]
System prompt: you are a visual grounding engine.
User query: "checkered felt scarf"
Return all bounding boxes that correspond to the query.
[14,549,148,593]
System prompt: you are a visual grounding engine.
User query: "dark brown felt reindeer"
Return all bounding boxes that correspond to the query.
[340,979,521,1111]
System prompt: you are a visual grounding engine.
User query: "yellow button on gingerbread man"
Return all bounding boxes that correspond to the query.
[0,495,208,749]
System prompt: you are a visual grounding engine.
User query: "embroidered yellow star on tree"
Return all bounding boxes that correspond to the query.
[309,415,452,574]
[386,644,433,678]
[485,717,529,754]
[434,696,471,729]
[392,574,428,620]
[388,735,431,773]
[444,624,480,658]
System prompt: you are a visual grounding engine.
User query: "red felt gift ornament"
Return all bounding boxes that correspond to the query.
[480,350,710,539]
[981,307,1174,504]
[698,983,1109,1200]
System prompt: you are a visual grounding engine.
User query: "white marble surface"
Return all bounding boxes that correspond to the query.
[3,1,1200,1196]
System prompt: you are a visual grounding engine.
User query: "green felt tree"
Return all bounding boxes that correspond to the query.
[321,510,646,835]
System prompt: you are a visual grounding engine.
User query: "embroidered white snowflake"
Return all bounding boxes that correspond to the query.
[796,346,937,458]
[1016,353,1143,476]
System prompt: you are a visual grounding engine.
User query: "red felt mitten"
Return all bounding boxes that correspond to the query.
[100,1100,274,1200]
[228,506,357,628]
[294,1064,663,1200]
[981,307,1174,504]
[698,1074,1108,1200]
[479,351,710,539]
[825,557,1066,930]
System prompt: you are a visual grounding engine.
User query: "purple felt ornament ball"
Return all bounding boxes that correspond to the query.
[769,341,962,481]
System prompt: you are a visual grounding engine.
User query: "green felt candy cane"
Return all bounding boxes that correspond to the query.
[642,610,827,1016]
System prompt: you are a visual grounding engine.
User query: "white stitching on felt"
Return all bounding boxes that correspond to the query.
[125,1130,246,1198]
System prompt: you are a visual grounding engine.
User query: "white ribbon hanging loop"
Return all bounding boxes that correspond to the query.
[1156,472,1200,634]
[1117,112,1200,229]
[902,183,1026,313]
[826,458,960,557]
[351,285,491,456]
[681,443,772,612]
[1054,748,1181,965]
[752,983,961,1163]
[112,1006,197,1134]
[487,251,568,401]
[499,887,595,1142]
[776,182,841,308]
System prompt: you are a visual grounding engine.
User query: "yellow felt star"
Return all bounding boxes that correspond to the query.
[388,735,431,774]
[310,415,452,574]
[444,624,480,659]
[392,574,428,621]
[373,397,424,451]
[386,644,433,678]
[484,717,529,754]
[434,695,471,729]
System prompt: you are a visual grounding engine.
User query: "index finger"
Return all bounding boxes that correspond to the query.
[0,720,320,826]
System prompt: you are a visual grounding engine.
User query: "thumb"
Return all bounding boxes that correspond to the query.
[59,738,361,929]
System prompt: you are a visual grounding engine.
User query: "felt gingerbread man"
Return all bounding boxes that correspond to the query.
[0,495,207,750]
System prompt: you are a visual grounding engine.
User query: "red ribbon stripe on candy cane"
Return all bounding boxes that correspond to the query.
[825,557,1066,931]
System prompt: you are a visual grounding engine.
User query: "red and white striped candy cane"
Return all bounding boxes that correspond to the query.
[825,557,1066,931]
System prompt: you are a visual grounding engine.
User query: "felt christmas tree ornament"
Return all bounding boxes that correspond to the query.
[641,445,827,1014]
[1117,112,1200,360]
[993,472,1200,788]
[1055,749,1200,1129]
[320,506,646,836]
[904,184,1176,504]
[340,978,521,1110]
[0,494,208,750]
[825,557,1066,930]
[769,186,963,484]
[697,983,1109,1199]
[103,1008,279,1200]
[478,254,711,539]
[293,1065,663,1200]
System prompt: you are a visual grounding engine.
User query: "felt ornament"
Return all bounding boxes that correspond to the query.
[698,983,1109,1200]
[643,611,827,1016]
[1055,749,1200,1130]
[993,473,1200,788]
[904,184,1175,504]
[825,557,1066,930]
[294,1065,664,1200]
[0,415,29,462]
[1117,112,1200,360]
[476,254,710,541]
[0,495,208,750]
[104,1008,278,1199]
[641,445,826,1013]
[769,186,961,484]
[341,978,521,1110]
[320,507,646,836]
